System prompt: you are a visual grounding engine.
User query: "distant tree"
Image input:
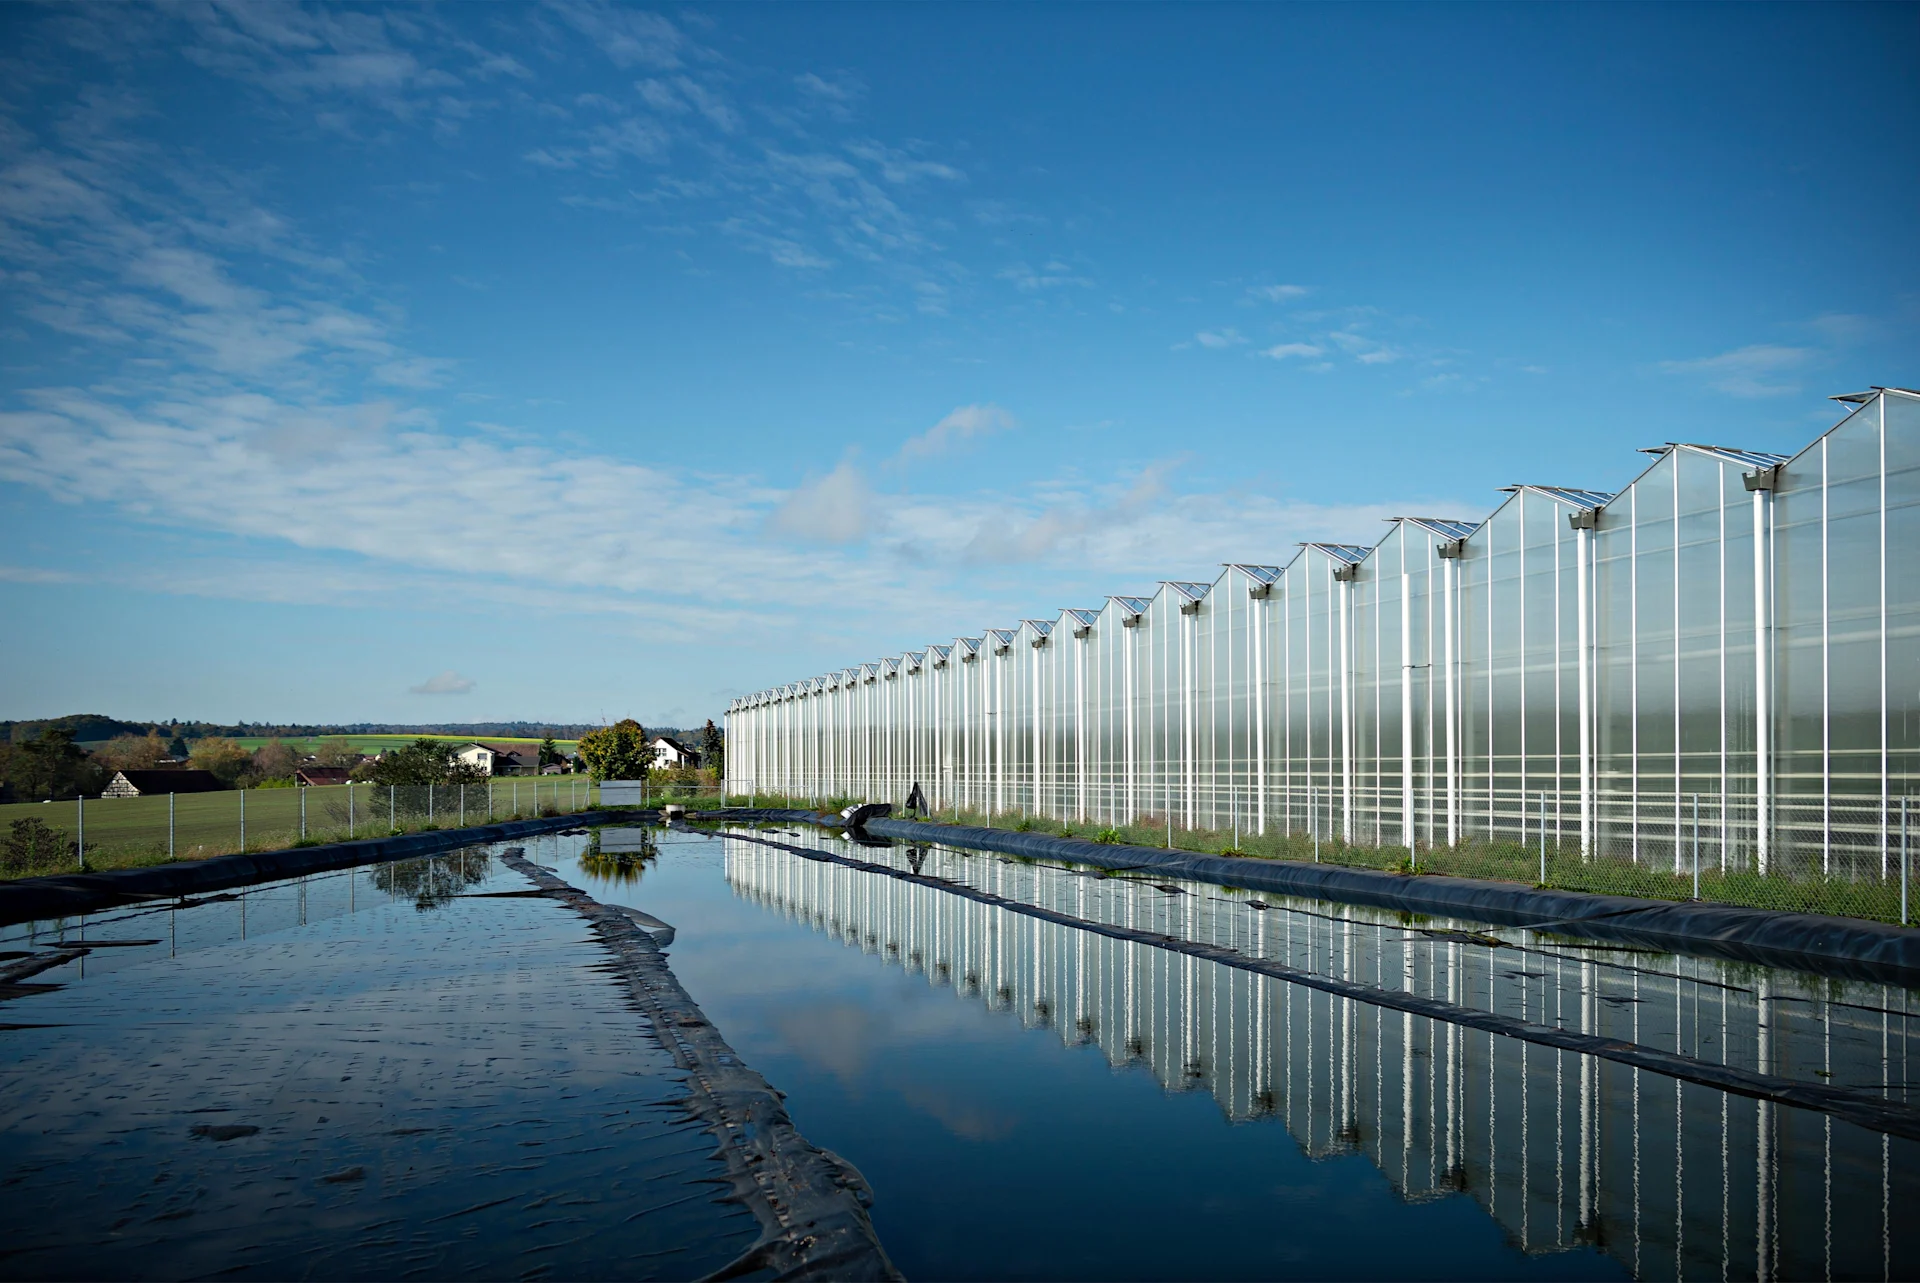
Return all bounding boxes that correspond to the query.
[96,731,167,772]
[700,719,724,778]
[245,739,300,784]
[577,719,650,782]
[167,735,189,759]
[370,737,488,786]
[313,737,360,768]
[188,736,252,787]
[538,736,560,769]
[7,728,89,800]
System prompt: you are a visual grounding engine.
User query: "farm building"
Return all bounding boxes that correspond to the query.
[454,742,537,776]
[295,767,353,787]
[651,736,700,769]
[101,769,222,799]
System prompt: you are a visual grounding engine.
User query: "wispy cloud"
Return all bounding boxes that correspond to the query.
[410,670,475,695]
[1660,344,1810,397]
[1248,284,1309,302]
[898,404,1015,461]
[1260,341,1323,360]
[997,260,1090,291]
[1193,328,1246,349]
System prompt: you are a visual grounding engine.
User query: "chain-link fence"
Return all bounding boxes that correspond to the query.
[0,776,602,880]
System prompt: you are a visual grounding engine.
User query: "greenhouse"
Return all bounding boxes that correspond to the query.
[727,388,1919,881]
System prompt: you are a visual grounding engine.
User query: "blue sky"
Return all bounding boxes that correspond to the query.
[1,2,1915,729]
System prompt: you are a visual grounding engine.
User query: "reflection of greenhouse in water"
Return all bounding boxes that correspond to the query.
[729,389,1920,881]
[723,832,1920,1280]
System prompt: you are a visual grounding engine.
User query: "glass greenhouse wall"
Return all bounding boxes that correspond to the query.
[729,389,1920,882]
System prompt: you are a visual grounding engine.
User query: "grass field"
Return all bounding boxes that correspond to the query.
[0,777,600,879]
[226,733,579,754]
[725,791,1916,927]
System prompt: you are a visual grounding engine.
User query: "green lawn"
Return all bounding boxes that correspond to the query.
[226,733,579,754]
[0,777,600,879]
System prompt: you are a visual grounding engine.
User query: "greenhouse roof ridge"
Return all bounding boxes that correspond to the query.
[1299,542,1370,564]
[1638,443,1791,469]
[1390,517,1480,541]
[1160,581,1212,602]
[1223,563,1285,584]
[1500,485,1616,509]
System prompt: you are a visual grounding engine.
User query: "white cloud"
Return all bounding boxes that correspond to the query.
[898,403,1015,461]
[1249,284,1309,302]
[1660,344,1810,397]
[1261,342,1324,360]
[766,460,874,545]
[1194,328,1245,349]
[410,670,475,695]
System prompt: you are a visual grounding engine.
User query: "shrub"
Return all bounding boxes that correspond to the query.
[1093,828,1122,845]
[1013,816,1035,832]
[2,818,77,875]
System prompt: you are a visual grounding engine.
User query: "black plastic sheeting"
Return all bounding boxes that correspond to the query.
[704,809,1920,988]
[0,808,646,927]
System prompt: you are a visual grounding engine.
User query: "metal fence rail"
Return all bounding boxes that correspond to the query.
[0,777,602,877]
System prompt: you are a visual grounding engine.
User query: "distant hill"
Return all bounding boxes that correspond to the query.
[2,716,721,747]
[1,714,153,746]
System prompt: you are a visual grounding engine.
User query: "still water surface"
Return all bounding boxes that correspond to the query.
[3,825,1918,1281]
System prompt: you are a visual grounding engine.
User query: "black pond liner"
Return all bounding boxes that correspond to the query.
[693,807,1920,989]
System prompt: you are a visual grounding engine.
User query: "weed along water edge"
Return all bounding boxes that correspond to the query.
[5,820,1918,1280]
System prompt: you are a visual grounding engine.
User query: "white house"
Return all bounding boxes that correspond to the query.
[455,742,535,776]
[651,736,700,770]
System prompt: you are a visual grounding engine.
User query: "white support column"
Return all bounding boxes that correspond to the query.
[1253,587,1268,836]
[1577,521,1594,858]
[1339,571,1355,845]
[1445,550,1460,847]
[1754,482,1773,875]
[1401,558,1416,853]
[1075,631,1088,823]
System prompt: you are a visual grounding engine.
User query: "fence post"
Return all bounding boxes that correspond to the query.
[1539,792,1546,885]
[169,790,175,861]
[513,780,518,816]
[1312,786,1319,863]
[349,781,355,839]
[389,784,395,832]
[300,786,307,841]
[77,794,85,871]
[239,788,246,852]
[488,780,494,821]
[1166,811,1172,850]
[459,785,465,828]
[1902,795,1910,928]
[1692,793,1700,901]
[428,783,434,824]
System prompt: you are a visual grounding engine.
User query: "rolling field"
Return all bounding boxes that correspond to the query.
[226,733,579,755]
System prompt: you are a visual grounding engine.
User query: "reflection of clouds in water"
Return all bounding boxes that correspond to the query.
[772,1003,877,1086]
[769,1002,1020,1140]
[892,1082,1019,1142]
